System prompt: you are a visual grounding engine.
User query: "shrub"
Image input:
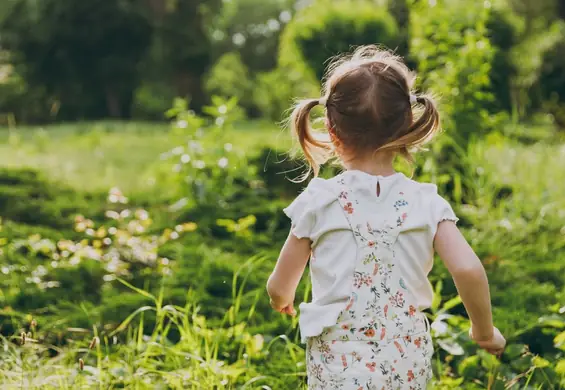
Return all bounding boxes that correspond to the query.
[540,38,565,128]
[411,0,496,142]
[486,8,523,113]
[279,0,399,81]
[410,0,498,204]
[204,52,254,115]
[253,66,318,121]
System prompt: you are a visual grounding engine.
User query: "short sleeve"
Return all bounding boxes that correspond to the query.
[423,185,459,238]
[283,178,333,240]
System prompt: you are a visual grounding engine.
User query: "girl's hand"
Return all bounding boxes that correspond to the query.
[267,232,310,318]
[270,299,297,317]
[470,326,506,356]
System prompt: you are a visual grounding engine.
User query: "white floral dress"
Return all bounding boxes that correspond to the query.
[285,172,455,390]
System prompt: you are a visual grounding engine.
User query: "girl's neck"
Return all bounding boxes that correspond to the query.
[342,151,396,177]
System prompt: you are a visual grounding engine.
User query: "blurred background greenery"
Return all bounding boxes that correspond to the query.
[0,0,564,388]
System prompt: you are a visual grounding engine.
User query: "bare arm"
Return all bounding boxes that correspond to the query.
[434,221,494,341]
[267,231,311,315]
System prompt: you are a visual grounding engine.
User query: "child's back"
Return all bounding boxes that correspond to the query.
[267,46,505,389]
[289,171,455,388]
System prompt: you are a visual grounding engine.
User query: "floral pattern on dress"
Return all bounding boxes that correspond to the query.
[306,174,433,389]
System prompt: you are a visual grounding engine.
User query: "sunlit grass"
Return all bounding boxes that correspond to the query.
[0,121,288,193]
[0,120,564,388]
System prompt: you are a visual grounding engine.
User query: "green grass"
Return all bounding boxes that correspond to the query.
[0,120,289,193]
[1,120,565,389]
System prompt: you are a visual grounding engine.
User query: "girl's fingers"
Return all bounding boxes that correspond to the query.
[281,305,296,316]
[269,299,284,312]
[284,306,297,316]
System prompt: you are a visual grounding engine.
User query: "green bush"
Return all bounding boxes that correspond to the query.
[540,39,565,128]
[411,0,496,142]
[204,52,254,115]
[279,0,399,81]
[253,66,318,121]
[486,7,523,113]
[0,65,50,123]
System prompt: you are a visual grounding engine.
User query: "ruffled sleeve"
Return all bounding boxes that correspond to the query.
[283,178,335,241]
[421,184,459,238]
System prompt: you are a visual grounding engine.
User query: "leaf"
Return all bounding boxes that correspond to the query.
[555,359,565,375]
[458,355,480,377]
[116,278,156,302]
[555,331,565,350]
[538,315,565,329]
[431,281,443,312]
[440,295,463,313]
[110,306,156,336]
[478,350,501,370]
[436,338,465,356]
[504,343,528,359]
[532,355,550,369]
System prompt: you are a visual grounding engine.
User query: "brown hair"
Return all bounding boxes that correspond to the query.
[290,45,440,178]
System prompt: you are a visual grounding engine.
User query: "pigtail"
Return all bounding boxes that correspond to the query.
[379,93,440,162]
[290,98,332,179]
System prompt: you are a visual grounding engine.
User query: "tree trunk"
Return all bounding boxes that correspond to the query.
[175,70,206,111]
[105,86,122,118]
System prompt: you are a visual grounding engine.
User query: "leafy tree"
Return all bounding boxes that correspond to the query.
[280,0,399,81]
[0,0,153,120]
[143,0,222,112]
[210,0,296,73]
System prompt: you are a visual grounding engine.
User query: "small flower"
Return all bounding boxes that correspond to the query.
[108,187,128,204]
[343,202,354,214]
[172,146,184,155]
[364,328,376,338]
[218,157,229,168]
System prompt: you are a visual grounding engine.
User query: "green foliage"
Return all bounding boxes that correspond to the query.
[205,52,254,114]
[148,0,222,111]
[509,20,565,118]
[280,0,399,81]
[210,0,295,73]
[411,0,496,142]
[410,0,500,205]
[540,38,565,128]
[0,63,49,123]
[0,104,564,387]
[161,96,255,210]
[0,0,153,120]
[253,66,318,121]
[0,168,102,229]
[485,7,523,113]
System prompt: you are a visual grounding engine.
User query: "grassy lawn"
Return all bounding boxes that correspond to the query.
[0,120,564,388]
[0,120,289,193]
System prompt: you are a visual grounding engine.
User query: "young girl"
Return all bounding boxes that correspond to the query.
[267,47,505,389]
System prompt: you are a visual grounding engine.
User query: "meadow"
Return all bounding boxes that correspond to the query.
[0,100,564,388]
